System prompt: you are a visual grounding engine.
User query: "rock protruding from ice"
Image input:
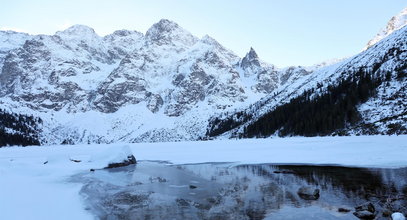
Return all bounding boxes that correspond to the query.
[90,145,136,169]
[353,202,376,219]
[297,186,320,200]
[106,154,136,169]
[364,7,407,50]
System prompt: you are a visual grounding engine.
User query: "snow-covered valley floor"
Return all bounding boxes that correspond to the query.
[1,135,406,219]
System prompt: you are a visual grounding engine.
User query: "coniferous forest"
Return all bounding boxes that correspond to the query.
[0,109,41,147]
[206,111,252,138]
[206,64,405,138]
[243,68,383,137]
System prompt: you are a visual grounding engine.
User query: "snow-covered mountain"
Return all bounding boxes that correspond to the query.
[364,7,407,50]
[208,21,407,138]
[1,7,406,145]
[0,31,32,70]
[0,19,310,144]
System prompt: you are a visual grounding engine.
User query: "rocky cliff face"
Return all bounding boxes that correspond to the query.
[2,12,404,144]
[0,19,310,144]
[0,31,32,69]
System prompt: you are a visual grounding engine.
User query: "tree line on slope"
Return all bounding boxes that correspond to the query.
[0,109,41,147]
[206,62,404,138]
[243,68,383,137]
[205,110,252,138]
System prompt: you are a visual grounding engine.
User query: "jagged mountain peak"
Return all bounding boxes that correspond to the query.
[56,24,98,37]
[200,35,220,45]
[364,7,407,50]
[145,19,197,47]
[150,19,180,31]
[108,29,143,37]
[240,47,261,69]
[103,29,143,43]
[245,47,259,60]
[1,12,405,144]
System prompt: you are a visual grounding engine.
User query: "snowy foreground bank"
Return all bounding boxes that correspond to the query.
[0,135,406,219]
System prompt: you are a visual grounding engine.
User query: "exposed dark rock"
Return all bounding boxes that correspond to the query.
[176,198,190,207]
[382,209,392,217]
[240,47,260,70]
[147,94,163,113]
[297,186,320,200]
[338,208,351,213]
[61,139,75,145]
[353,202,376,219]
[355,202,376,213]
[105,155,137,169]
[273,170,295,174]
[353,210,376,219]
[189,185,197,189]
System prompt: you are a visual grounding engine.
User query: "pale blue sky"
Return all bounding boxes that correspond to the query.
[1,0,406,67]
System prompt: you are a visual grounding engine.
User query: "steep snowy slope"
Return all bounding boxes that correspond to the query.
[207,25,407,138]
[0,31,32,69]
[0,19,310,144]
[2,8,405,145]
[364,7,407,50]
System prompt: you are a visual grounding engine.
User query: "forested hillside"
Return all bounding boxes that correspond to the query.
[0,109,42,146]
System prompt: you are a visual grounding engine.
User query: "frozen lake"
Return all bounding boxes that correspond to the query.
[73,161,407,219]
[1,135,406,219]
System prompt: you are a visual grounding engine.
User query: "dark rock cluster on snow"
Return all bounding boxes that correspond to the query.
[105,155,137,169]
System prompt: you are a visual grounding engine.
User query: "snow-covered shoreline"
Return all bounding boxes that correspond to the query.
[2,135,407,167]
[1,135,407,219]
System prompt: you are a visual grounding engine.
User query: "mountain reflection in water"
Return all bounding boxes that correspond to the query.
[71,161,407,220]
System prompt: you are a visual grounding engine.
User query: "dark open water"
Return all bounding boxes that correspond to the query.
[71,161,407,220]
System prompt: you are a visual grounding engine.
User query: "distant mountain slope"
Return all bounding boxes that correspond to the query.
[364,7,407,50]
[0,8,406,145]
[0,19,309,144]
[207,25,407,138]
[0,31,32,70]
